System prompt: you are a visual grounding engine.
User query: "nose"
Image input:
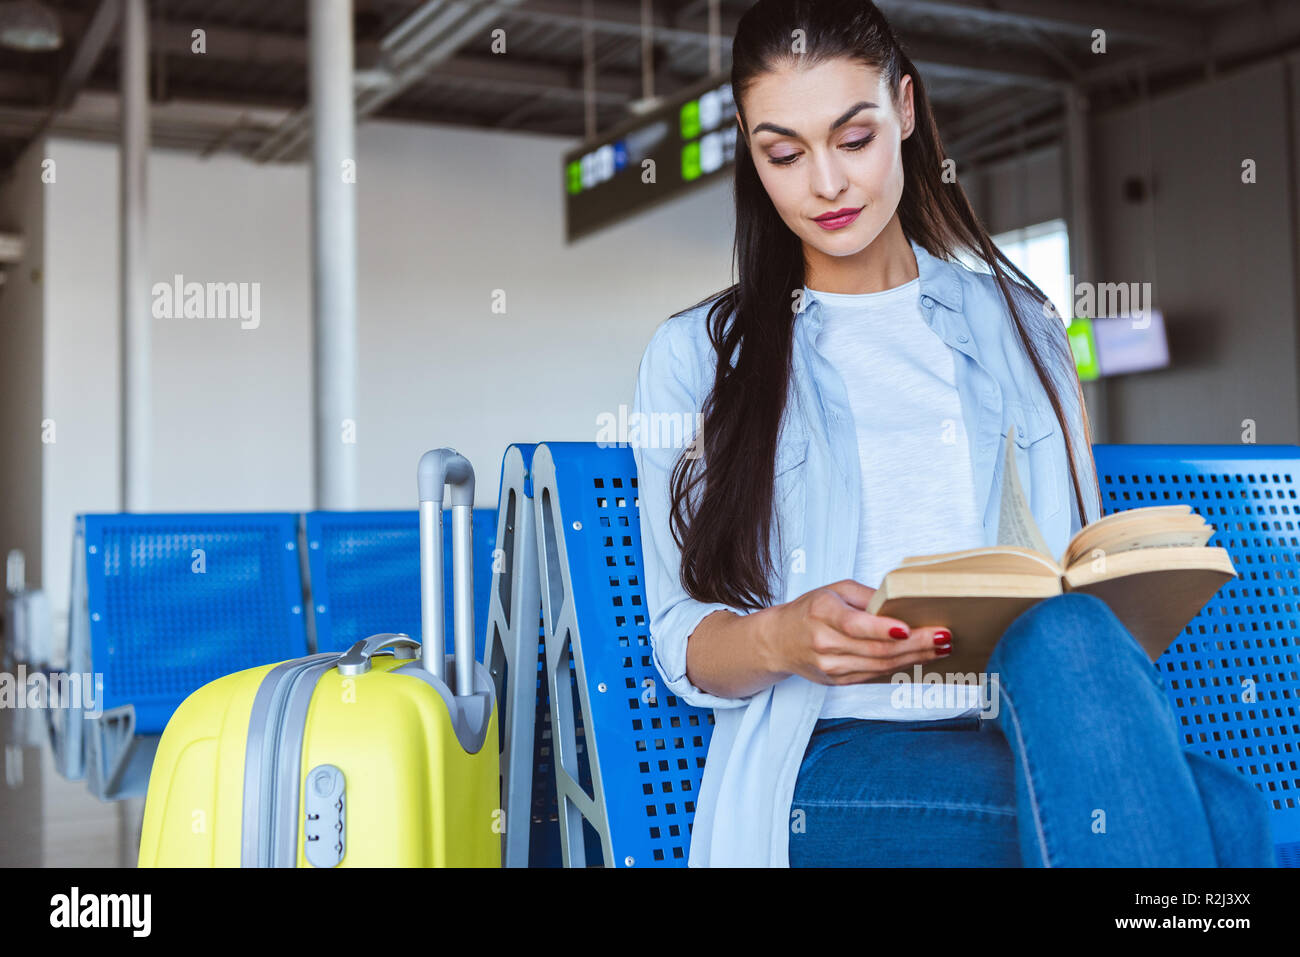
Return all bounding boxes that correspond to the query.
[809,150,848,200]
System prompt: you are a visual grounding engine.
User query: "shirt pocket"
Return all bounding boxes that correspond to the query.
[773,431,810,583]
[1007,401,1064,522]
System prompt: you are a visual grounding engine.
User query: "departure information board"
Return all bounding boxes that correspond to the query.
[564,75,737,242]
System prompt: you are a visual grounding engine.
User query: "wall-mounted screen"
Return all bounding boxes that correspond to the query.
[564,76,736,243]
[1067,311,1170,380]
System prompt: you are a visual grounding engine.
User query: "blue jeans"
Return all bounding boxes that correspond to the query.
[788,592,1277,867]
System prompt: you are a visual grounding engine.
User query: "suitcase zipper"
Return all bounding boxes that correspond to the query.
[269,659,339,866]
[242,654,336,867]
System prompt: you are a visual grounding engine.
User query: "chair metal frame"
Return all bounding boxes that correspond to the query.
[533,441,705,867]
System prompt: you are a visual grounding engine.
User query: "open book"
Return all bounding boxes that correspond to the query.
[862,428,1236,679]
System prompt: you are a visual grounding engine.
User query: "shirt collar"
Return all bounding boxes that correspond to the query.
[796,236,965,330]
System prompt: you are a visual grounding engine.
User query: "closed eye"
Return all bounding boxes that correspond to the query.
[768,134,875,167]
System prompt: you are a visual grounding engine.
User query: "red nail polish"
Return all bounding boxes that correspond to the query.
[934,630,951,645]
[937,645,952,656]
[890,626,908,639]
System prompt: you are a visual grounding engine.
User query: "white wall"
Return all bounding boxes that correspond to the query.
[41,119,737,630]
[1091,55,1300,444]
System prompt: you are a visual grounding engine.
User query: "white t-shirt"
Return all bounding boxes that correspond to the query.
[806,278,986,720]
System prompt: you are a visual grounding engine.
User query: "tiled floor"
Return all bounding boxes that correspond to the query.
[0,735,142,867]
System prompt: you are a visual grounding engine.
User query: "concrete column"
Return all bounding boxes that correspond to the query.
[120,0,150,510]
[309,0,359,508]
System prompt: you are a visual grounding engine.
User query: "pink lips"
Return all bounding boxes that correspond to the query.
[813,206,863,230]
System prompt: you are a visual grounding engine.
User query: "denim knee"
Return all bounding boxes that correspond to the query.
[988,592,1159,688]
[1184,750,1278,867]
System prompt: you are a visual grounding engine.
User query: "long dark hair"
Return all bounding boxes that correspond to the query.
[668,0,1100,611]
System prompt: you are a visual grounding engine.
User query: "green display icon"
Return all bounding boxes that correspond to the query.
[1066,316,1099,381]
[566,160,582,195]
[681,142,701,182]
[680,99,701,140]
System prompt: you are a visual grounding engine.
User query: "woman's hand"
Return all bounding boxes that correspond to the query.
[764,579,952,686]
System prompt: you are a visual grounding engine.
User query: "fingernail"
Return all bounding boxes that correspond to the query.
[937,645,952,656]
[889,626,908,639]
[933,630,951,645]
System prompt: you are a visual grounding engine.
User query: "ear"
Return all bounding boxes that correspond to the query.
[734,110,746,137]
[899,74,915,140]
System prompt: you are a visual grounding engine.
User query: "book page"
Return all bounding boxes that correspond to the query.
[1064,524,1213,571]
[1063,506,1206,569]
[995,425,1053,558]
[893,546,1062,577]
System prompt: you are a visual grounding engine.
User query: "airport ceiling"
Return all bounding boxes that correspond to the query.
[0,0,1295,172]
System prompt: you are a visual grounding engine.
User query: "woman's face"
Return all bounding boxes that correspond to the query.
[737,57,914,257]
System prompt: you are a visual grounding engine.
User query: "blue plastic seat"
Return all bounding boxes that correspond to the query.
[535,442,1300,867]
[1092,444,1300,868]
[60,513,310,800]
[533,442,705,867]
[54,505,500,804]
[302,508,497,660]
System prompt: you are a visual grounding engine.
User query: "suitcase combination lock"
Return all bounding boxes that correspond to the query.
[303,764,346,867]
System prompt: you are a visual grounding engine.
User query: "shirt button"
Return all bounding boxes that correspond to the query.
[957,334,970,343]
[921,295,933,307]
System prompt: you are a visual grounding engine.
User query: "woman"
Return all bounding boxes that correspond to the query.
[630,0,1276,867]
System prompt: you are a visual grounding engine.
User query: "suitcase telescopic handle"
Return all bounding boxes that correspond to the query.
[336,633,420,676]
[417,449,476,694]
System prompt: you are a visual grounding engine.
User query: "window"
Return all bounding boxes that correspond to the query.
[954,218,1072,323]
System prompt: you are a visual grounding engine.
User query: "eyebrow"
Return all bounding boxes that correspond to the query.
[750,101,879,138]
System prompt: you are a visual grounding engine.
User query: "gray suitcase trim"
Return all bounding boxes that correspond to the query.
[392,655,496,755]
[241,654,337,867]
[271,658,339,866]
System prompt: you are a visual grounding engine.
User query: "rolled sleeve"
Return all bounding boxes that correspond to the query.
[632,318,753,710]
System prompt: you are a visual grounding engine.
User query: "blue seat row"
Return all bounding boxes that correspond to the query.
[303,509,498,659]
[51,507,498,800]
[532,442,1300,868]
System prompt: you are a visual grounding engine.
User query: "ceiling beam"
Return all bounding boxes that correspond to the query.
[57,10,383,67]
[10,0,122,157]
[51,0,122,112]
[0,73,53,103]
[875,0,1209,48]
[422,53,642,100]
[498,0,735,47]
[1079,0,1300,89]
[904,34,1070,88]
[251,0,530,162]
[941,87,1060,144]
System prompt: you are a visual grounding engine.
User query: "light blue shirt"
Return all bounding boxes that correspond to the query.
[631,237,1101,867]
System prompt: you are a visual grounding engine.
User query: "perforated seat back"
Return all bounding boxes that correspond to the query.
[1093,444,1300,866]
[303,509,497,659]
[79,513,309,735]
[533,442,710,867]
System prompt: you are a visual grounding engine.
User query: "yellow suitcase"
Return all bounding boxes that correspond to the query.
[138,450,500,867]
